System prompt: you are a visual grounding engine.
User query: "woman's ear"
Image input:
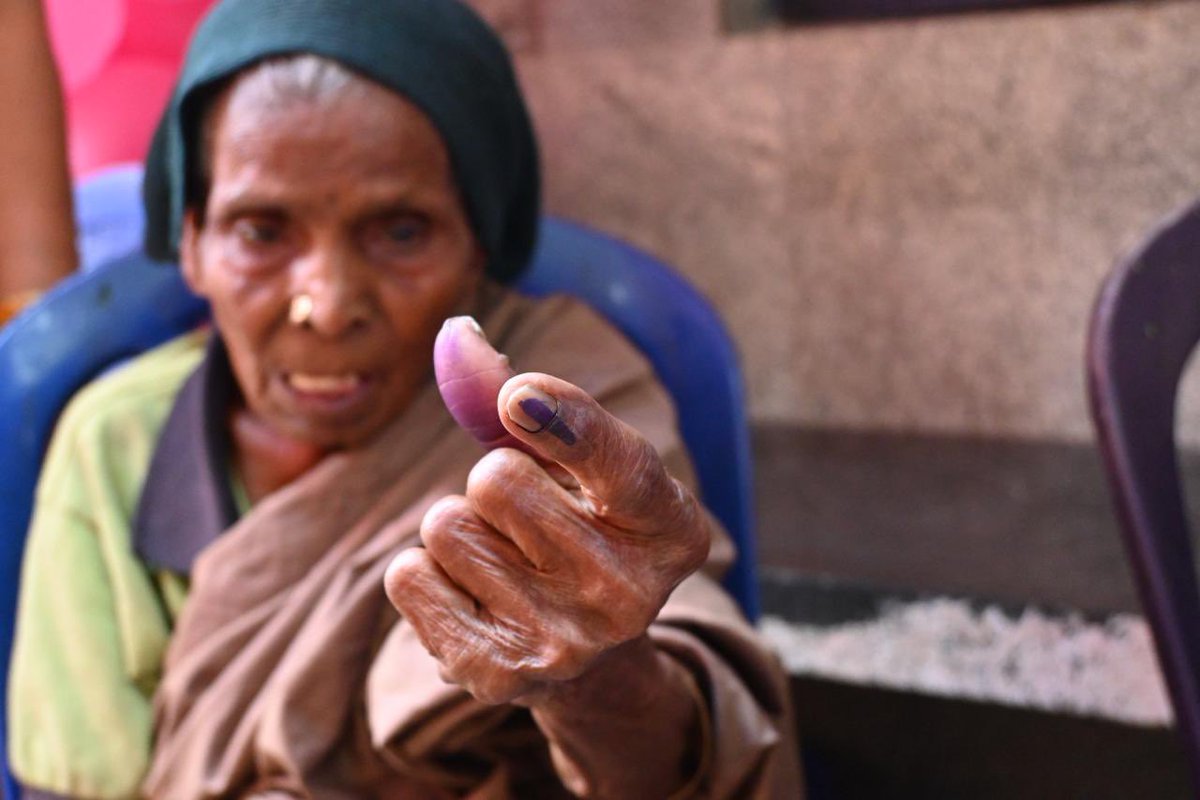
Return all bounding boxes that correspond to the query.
[178,210,208,297]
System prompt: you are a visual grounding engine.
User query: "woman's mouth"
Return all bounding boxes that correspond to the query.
[287,371,364,395]
[283,371,373,414]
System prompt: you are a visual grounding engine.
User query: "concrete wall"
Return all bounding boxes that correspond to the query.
[471,0,1200,444]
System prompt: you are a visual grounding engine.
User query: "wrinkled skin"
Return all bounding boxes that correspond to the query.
[180,67,484,480]
[388,320,713,796]
[185,63,713,797]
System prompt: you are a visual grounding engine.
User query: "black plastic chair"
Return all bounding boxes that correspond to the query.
[1087,196,1200,793]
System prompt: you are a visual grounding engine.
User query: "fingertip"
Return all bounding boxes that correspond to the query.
[507,386,577,445]
[435,316,518,449]
[499,374,589,452]
[447,315,485,336]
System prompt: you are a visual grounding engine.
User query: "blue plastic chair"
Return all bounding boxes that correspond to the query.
[0,255,208,800]
[0,188,758,796]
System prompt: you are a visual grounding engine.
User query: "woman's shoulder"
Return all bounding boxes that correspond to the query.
[54,328,207,436]
[37,329,208,499]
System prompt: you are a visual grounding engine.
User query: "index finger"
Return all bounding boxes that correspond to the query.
[496,373,690,532]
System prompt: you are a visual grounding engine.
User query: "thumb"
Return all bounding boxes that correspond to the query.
[434,316,527,452]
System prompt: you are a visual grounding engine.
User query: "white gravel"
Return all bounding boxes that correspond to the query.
[759,598,1172,726]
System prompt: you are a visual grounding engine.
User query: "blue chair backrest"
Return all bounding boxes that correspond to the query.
[0,188,758,795]
[0,256,208,799]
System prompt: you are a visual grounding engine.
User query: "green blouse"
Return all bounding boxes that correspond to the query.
[8,332,206,799]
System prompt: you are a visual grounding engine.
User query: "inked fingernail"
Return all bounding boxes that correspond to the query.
[507,386,576,445]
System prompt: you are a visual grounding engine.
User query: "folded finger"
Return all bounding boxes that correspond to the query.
[466,449,602,568]
[384,546,539,705]
[420,495,545,622]
[384,547,485,662]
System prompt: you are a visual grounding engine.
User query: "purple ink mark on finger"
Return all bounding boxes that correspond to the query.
[517,396,577,446]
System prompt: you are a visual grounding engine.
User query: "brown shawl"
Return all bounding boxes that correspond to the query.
[142,291,800,799]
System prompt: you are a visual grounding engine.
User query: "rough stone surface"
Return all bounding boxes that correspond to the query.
[510,0,1200,443]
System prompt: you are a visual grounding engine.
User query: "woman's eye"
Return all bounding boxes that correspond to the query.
[383,216,429,246]
[234,218,284,245]
[367,215,431,263]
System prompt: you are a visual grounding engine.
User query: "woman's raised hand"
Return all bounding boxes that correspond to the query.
[384,317,712,707]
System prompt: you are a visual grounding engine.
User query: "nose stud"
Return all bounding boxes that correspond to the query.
[289,293,314,326]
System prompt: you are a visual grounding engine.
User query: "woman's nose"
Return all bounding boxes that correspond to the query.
[293,247,373,336]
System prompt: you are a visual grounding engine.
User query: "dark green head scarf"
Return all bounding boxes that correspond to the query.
[143,0,540,283]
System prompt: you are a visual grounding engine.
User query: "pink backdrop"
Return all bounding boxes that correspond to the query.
[44,0,214,177]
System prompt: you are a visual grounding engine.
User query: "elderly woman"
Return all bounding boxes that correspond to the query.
[8,1,799,798]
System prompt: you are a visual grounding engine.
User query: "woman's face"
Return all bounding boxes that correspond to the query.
[181,73,484,449]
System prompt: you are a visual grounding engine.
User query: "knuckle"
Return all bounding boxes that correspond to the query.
[437,633,532,705]
[436,638,478,683]
[467,449,538,509]
[664,477,699,530]
[677,517,711,574]
[580,584,640,636]
[681,501,714,568]
[441,638,529,705]
[598,438,672,525]
[472,674,525,706]
[624,438,665,496]
[659,481,712,574]
[573,580,609,615]
[571,569,657,644]
[535,637,591,681]
[600,597,655,644]
[384,547,437,604]
[420,496,475,555]
[472,683,506,706]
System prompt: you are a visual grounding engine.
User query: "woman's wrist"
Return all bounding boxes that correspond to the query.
[527,635,708,798]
